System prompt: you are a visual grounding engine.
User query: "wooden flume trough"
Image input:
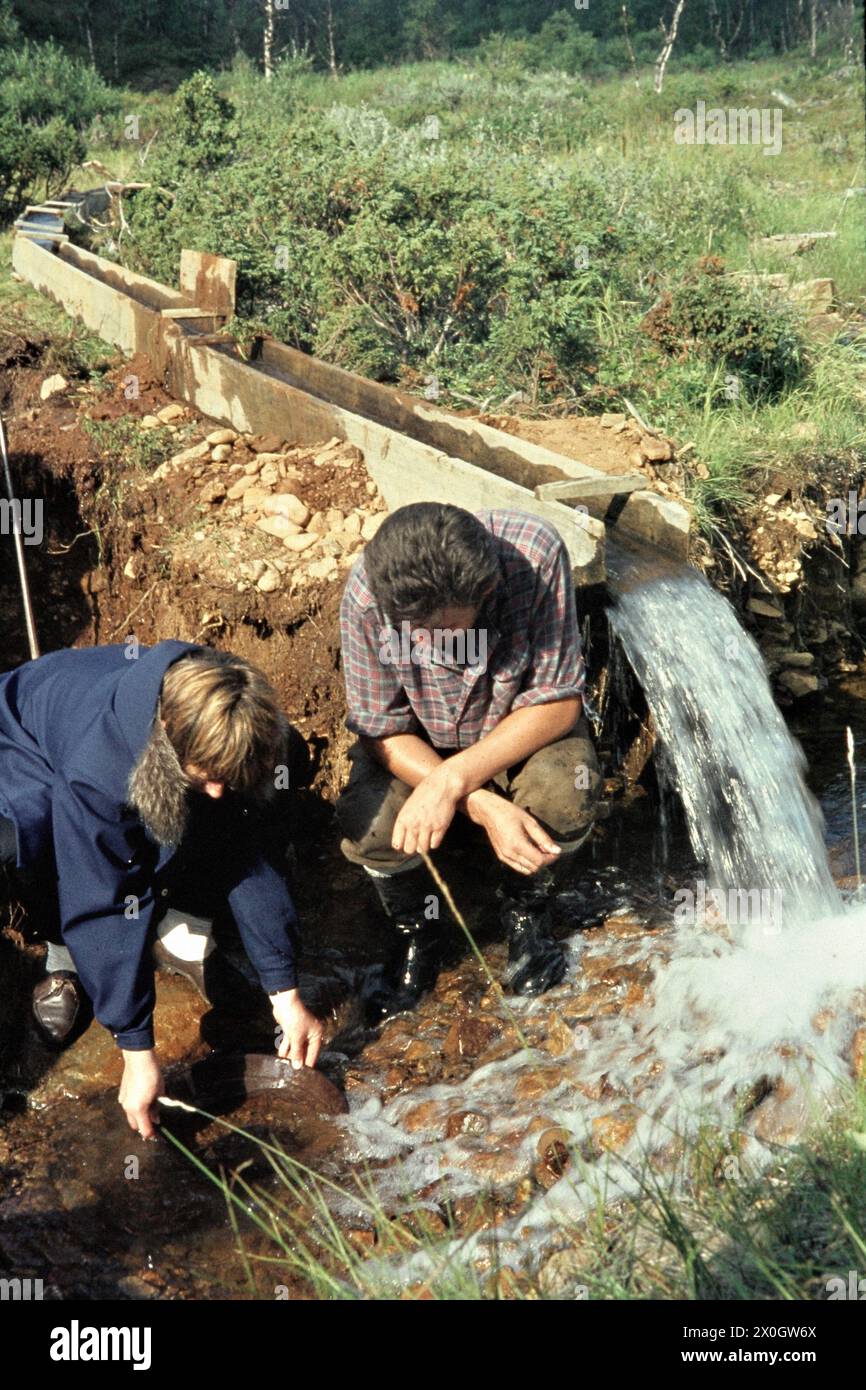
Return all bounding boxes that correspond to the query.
[12,208,691,587]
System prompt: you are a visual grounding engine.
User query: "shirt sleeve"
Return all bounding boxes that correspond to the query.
[222,845,299,994]
[340,583,420,739]
[51,775,158,1050]
[510,533,586,711]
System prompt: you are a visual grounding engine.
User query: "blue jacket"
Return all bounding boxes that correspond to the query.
[0,641,299,1049]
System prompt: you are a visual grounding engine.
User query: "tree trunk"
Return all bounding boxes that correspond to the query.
[654,0,687,94]
[263,0,276,81]
[327,0,338,78]
[809,0,818,57]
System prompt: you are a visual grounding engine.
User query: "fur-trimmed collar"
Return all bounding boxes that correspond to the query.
[126,712,295,845]
[126,717,190,847]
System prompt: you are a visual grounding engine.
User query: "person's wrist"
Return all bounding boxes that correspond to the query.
[269,986,299,1003]
[121,1047,157,1067]
[439,758,470,803]
[463,786,499,826]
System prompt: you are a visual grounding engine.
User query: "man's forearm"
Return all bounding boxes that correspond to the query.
[363,695,581,805]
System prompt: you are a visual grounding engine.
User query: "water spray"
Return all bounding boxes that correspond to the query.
[0,414,40,659]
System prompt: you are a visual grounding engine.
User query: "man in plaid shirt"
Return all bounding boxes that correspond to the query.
[337,502,601,1021]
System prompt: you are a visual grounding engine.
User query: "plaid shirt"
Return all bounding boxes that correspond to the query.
[339,510,585,751]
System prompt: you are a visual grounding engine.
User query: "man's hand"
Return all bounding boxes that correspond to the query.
[391,764,462,855]
[468,791,562,875]
[119,1049,163,1140]
[271,988,324,1070]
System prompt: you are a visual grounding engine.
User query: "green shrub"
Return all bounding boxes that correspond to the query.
[0,40,117,130]
[645,258,807,401]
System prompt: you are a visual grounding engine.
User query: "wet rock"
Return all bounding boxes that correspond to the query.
[591,1104,639,1153]
[30,974,206,1107]
[513,1066,566,1101]
[40,374,68,400]
[445,1110,489,1139]
[462,1136,533,1186]
[402,1099,449,1134]
[443,1014,500,1063]
[746,1081,812,1144]
[748,598,784,619]
[778,669,820,697]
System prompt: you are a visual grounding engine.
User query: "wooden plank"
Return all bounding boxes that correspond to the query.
[536,476,646,503]
[164,331,606,584]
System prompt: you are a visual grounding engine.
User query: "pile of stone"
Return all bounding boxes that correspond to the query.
[144,409,387,596]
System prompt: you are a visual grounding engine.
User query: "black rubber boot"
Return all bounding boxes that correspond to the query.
[498,867,567,995]
[363,864,443,1023]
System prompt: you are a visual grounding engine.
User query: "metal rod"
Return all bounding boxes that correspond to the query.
[0,414,40,659]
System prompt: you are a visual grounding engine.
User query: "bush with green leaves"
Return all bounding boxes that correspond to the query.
[648,259,807,402]
[0,26,118,222]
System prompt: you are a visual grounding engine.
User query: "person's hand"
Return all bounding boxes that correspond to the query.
[469,794,562,875]
[119,1049,163,1140]
[271,988,324,1070]
[392,766,461,856]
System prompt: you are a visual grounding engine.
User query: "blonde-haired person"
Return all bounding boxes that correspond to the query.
[0,640,322,1139]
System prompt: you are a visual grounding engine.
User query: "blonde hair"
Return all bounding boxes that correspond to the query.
[159,649,286,794]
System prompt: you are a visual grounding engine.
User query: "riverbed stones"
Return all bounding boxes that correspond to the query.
[778,669,820,697]
[207,428,237,446]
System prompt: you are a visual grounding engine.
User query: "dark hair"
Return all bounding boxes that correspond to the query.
[364,503,499,623]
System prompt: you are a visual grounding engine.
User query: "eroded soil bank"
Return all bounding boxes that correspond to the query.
[1,340,865,1299]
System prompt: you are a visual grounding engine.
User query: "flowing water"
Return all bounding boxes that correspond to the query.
[607,549,840,928]
[334,550,866,1288]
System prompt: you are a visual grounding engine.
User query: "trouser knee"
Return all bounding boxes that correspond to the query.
[335,742,421,872]
[505,718,602,850]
